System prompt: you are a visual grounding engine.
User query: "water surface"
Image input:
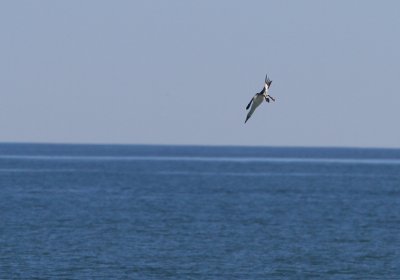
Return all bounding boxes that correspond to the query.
[0,144,399,279]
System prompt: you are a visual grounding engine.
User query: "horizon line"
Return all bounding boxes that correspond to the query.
[0,141,399,151]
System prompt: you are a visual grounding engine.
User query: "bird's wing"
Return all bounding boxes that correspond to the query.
[246,96,254,110]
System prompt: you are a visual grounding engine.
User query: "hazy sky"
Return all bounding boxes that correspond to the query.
[1,1,400,147]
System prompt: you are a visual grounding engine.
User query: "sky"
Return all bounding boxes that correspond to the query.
[1,0,400,147]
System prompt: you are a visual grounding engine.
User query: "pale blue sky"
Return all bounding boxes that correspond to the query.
[1,1,399,147]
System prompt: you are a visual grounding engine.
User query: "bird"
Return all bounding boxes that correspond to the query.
[245,74,275,123]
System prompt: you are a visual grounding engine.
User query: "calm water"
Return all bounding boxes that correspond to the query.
[0,144,399,279]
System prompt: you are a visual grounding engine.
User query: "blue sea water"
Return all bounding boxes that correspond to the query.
[0,143,399,279]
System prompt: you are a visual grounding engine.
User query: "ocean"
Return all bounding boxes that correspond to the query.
[0,143,399,279]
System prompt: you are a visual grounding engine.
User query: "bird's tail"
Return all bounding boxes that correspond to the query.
[245,110,253,123]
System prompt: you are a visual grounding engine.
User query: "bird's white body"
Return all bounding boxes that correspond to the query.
[247,94,265,119]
